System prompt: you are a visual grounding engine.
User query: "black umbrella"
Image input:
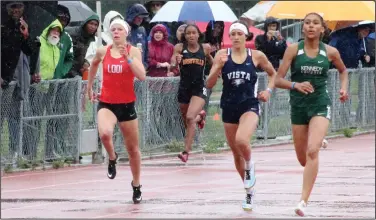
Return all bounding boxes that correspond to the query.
[58,1,95,27]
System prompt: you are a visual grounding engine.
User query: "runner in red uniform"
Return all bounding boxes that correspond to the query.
[87,19,146,204]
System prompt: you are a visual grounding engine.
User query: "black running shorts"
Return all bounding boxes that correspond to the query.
[97,101,137,122]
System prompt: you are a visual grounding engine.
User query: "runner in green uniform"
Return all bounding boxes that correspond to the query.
[275,12,349,217]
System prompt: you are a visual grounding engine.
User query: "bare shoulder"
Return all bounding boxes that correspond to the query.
[97,46,107,54]
[251,49,267,59]
[129,45,141,55]
[96,46,108,59]
[287,42,299,52]
[325,44,339,58]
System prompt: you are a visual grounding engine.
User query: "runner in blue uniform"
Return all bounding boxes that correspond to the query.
[206,20,277,211]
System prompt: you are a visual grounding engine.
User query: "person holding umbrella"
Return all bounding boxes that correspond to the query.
[275,12,349,216]
[206,20,277,211]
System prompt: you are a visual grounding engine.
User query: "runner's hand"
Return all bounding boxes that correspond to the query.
[258,90,271,102]
[294,81,314,95]
[339,89,348,103]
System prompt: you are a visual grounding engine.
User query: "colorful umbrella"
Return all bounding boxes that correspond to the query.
[242,1,375,22]
[196,22,265,49]
[265,1,375,21]
[150,1,237,23]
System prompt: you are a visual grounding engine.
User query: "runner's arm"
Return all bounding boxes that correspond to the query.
[275,43,298,90]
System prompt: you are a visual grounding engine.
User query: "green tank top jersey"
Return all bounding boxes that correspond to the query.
[290,40,331,107]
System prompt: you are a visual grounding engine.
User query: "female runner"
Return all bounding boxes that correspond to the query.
[275,12,349,216]
[87,19,146,204]
[206,20,277,210]
[170,24,213,163]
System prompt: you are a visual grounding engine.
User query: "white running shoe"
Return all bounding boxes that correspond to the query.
[244,162,256,189]
[321,139,328,149]
[294,200,307,217]
[242,189,255,211]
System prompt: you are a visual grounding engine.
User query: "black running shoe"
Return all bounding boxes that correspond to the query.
[131,181,142,204]
[107,152,118,179]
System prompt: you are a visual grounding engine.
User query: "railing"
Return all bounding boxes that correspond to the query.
[1,68,375,168]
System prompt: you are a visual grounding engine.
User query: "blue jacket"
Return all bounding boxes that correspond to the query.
[330,30,365,69]
[126,4,149,68]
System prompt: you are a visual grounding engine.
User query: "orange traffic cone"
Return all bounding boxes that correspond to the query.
[213,113,220,121]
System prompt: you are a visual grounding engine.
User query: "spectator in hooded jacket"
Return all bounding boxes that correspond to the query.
[126,4,149,67]
[39,20,63,79]
[143,1,166,35]
[54,4,74,79]
[101,10,125,46]
[66,14,100,78]
[147,24,175,77]
[255,17,287,70]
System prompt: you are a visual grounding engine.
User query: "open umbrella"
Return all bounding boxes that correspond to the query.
[196,22,265,49]
[241,1,276,22]
[58,1,95,27]
[331,20,375,35]
[265,1,375,21]
[150,1,237,23]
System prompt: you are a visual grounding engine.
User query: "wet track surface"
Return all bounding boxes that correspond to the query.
[1,134,375,218]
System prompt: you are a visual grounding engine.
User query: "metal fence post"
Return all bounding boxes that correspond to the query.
[18,99,24,163]
[76,79,83,163]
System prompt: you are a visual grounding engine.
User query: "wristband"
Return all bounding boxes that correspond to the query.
[127,58,133,64]
[291,82,296,89]
[267,88,273,94]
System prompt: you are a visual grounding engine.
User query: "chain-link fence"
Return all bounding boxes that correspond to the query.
[1,68,375,168]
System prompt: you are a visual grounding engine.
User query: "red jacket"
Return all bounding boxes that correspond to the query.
[147,24,175,77]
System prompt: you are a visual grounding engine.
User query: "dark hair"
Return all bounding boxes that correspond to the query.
[204,21,224,46]
[181,24,204,44]
[303,12,328,40]
[230,20,253,41]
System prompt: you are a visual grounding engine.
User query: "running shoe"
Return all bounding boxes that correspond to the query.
[244,162,256,189]
[178,151,189,163]
[321,139,328,149]
[242,189,255,211]
[197,110,206,129]
[107,152,118,179]
[131,181,142,204]
[294,200,307,217]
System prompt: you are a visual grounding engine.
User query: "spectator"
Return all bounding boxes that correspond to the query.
[66,14,100,78]
[330,25,371,68]
[203,21,224,112]
[39,20,63,80]
[203,21,224,76]
[255,17,287,70]
[1,1,35,87]
[143,1,166,34]
[0,1,37,161]
[362,36,375,67]
[147,24,175,77]
[143,1,172,41]
[54,4,73,79]
[126,3,149,67]
[171,23,187,45]
[101,11,124,46]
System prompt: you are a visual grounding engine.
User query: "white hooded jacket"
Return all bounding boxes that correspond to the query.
[101,10,125,45]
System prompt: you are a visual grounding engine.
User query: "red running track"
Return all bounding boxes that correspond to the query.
[1,134,375,218]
